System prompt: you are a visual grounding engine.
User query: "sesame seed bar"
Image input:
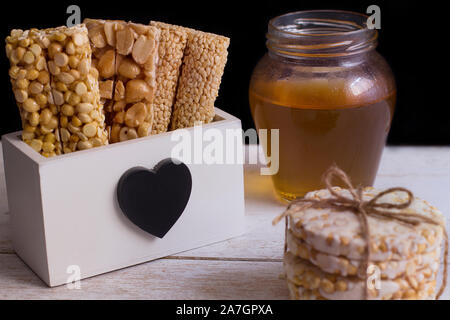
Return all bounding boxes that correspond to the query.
[149,21,187,134]
[170,28,229,130]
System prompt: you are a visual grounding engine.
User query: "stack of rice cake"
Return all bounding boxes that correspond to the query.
[284,187,445,300]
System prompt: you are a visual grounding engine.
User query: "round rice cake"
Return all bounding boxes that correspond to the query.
[287,280,436,300]
[284,251,438,300]
[287,229,440,279]
[287,281,328,300]
[289,187,445,261]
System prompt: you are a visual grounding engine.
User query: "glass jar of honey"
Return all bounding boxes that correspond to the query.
[249,10,396,201]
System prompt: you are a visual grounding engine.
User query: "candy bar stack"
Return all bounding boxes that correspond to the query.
[5,20,230,156]
[284,187,446,300]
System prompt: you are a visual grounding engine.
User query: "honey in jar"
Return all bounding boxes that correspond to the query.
[249,11,396,201]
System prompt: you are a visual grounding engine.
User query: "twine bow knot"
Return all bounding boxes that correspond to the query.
[273,165,448,300]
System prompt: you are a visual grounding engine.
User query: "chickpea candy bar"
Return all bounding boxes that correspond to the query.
[44,25,108,153]
[6,29,62,157]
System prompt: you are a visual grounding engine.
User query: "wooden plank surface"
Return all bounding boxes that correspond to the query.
[0,254,288,300]
[0,144,449,299]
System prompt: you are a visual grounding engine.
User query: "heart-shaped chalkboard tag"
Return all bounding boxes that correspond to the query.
[117,158,192,238]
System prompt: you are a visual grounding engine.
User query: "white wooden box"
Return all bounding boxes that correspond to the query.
[1,108,245,287]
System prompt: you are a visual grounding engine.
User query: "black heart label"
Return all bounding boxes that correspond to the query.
[117,158,192,238]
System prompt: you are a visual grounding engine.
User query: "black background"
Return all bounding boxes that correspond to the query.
[1,0,448,145]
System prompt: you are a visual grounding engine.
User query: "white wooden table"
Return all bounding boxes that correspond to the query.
[0,144,449,299]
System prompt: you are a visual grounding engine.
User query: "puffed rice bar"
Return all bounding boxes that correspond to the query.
[149,21,187,134]
[170,28,229,130]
